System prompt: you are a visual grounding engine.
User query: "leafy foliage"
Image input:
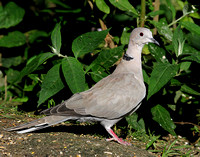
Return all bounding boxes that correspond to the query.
[0,2,25,28]
[72,29,110,58]
[0,0,200,147]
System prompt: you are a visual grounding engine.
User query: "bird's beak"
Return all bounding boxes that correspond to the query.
[150,38,159,46]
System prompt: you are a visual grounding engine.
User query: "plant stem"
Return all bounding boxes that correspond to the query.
[153,0,160,35]
[140,0,146,27]
[168,12,190,27]
[4,75,7,101]
[57,53,68,58]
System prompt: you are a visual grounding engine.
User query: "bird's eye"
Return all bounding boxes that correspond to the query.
[139,32,144,36]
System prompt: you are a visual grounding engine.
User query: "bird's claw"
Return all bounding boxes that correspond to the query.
[106,137,132,146]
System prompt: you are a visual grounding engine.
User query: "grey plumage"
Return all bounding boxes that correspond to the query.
[6,27,159,145]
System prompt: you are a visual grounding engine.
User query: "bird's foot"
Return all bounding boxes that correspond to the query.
[106,137,131,146]
[106,128,131,145]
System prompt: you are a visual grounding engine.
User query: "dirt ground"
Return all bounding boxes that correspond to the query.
[0,117,155,157]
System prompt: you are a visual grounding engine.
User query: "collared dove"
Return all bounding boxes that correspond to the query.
[6,27,159,145]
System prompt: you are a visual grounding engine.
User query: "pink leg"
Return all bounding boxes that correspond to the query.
[106,128,131,146]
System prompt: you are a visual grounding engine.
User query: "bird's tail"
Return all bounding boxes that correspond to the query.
[5,115,72,134]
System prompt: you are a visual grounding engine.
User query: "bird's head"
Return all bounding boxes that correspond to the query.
[129,27,159,46]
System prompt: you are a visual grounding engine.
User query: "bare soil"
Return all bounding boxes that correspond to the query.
[0,117,155,157]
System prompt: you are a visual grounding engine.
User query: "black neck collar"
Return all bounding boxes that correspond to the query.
[123,53,134,61]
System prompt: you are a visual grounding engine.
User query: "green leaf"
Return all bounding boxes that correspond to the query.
[62,57,88,93]
[166,0,176,19]
[38,63,64,106]
[28,30,48,44]
[180,61,191,71]
[91,45,124,70]
[89,71,108,83]
[2,56,22,68]
[151,104,176,136]
[187,33,200,50]
[150,18,173,41]
[179,44,200,63]
[0,31,26,48]
[49,0,71,9]
[148,43,168,63]
[126,113,146,133]
[72,29,110,58]
[181,84,200,96]
[96,0,110,14]
[12,97,29,103]
[147,10,165,17]
[147,63,179,99]
[180,54,200,63]
[173,25,185,57]
[90,45,124,82]
[182,21,200,36]
[120,27,131,45]
[109,0,138,16]
[51,23,62,54]
[143,69,150,84]
[6,69,20,83]
[20,52,55,79]
[0,2,25,29]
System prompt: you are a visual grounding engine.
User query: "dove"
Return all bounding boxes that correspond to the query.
[6,27,159,145]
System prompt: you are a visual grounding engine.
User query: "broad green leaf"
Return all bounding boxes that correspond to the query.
[182,21,200,36]
[148,43,168,63]
[190,12,200,19]
[151,18,173,41]
[183,44,200,54]
[0,31,26,48]
[174,90,182,104]
[38,63,64,106]
[120,27,131,45]
[6,69,20,83]
[170,78,181,86]
[147,10,165,17]
[51,23,62,54]
[183,4,189,15]
[0,2,25,29]
[89,71,108,83]
[109,0,138,16]
[180,54,200,63]
[180,62,191,71]
[72,29,110,58]
[90,45,124,82]
[27,30,48,44]
[96,0,110,14]
[179,44,200,63]
[12,97,29,103]
[166,0,176,19]
[20,52,55,79]
[173,25,185,57]
[143,69,150,84]
[91,45,124,70]
[2,56,22,68]
[151,104,176,136]
[187,33,200,50]
[126,113,146,133]
[181,84,200,96]
[62,57,87,93]
[147,63,179,99]
[142,44,151,55]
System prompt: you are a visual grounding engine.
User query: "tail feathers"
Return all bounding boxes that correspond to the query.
[6,115,74,134]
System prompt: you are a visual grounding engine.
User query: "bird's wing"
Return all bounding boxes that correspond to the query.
[44,73,146,119]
